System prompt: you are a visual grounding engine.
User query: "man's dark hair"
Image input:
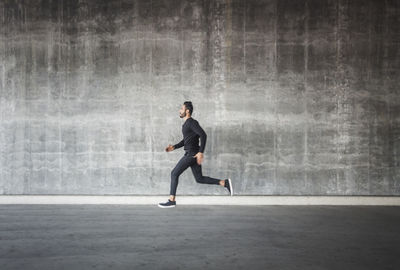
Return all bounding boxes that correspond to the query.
[183,101,193,115]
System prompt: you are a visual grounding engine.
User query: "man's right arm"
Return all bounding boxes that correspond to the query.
[173,139,184,149]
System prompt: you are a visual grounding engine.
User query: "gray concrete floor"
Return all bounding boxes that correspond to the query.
[0,205,399,270]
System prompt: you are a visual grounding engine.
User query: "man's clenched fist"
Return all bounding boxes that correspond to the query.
[194,152,204,165]
[165,144,175,152]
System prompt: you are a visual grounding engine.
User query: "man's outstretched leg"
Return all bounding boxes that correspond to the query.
[190,161,234,196]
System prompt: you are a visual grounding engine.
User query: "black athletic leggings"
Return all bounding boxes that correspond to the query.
[170,151,221,196]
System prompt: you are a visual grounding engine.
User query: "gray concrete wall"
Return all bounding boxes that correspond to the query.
[0,0,399,195]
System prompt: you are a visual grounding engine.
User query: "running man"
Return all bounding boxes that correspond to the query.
[158,101,233,208]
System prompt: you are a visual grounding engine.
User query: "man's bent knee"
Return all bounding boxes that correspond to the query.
[171,170,179,179]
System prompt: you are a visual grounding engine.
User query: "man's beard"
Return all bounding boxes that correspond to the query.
[179,112,185,118]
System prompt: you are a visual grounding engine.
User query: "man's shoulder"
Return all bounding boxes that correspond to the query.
[188,117,197,123]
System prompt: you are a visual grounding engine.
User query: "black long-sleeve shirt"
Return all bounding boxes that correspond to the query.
[173,117,207,153]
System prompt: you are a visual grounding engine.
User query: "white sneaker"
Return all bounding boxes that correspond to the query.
[224,178,233,196]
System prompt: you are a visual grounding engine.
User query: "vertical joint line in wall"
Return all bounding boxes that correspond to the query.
[1,49,4,92]
[118,31,123,182]
[149,0,154,177]
[225,0,232,86]
[304,0,309,185]
[274,0,278,77]
[367,0,373,191]
[367,1,372,82]
[273,0,278,191]
[58,0,63,190]
[335,0,340,192]
[243,0,246,79]
[149,0,153,77]
[383,0,393,190]
[304,0,309,163]
[25,1,31,193]
[45,19,52,191]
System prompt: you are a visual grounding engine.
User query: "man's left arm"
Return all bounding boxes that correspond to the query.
[191,120,207,153]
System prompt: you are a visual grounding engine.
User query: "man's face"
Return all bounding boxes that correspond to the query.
[179,104,187,118]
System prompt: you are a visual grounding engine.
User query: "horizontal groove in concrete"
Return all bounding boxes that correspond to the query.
[0,195,399,205]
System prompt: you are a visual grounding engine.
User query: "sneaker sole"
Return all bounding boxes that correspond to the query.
[228,178,233,196]
[158,204,176,208]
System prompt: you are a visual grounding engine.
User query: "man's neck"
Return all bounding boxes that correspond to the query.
[184,115,191,122]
